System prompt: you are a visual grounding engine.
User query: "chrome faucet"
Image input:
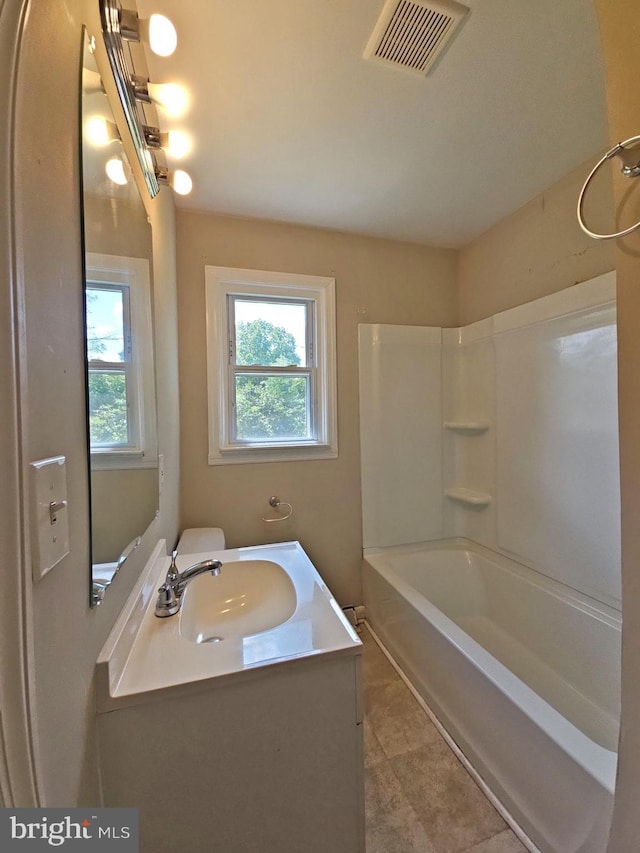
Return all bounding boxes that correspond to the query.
[155,550,222,618]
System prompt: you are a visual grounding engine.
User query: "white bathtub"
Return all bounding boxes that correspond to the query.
[363,539,620,853]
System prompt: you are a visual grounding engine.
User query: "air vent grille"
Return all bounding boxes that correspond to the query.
[364,0,469,76]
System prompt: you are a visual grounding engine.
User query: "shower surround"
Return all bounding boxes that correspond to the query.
[358,271,620,853]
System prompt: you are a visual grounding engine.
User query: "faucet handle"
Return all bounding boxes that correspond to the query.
[155,581,180,618]
[166,549,179,584]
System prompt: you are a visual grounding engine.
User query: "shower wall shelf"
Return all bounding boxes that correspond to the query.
[445,488,492,507]
[444,421,491,434]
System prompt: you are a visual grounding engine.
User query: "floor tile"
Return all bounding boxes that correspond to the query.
[462,829,528,853]
[363,718,387,769]
[365,757,438,853]
[360,628,398,687]
[389,738,507,853]
[365,679,441,759]
[362,625,527,853]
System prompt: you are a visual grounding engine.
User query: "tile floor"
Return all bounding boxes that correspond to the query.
[362,624,528,853]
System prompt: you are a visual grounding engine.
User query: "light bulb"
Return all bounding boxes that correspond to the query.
[86,116,119,147]
[171,169,192,195]
[156,166,193,195]
[164,130,191,159]
[148,14,177,57]
[120,9,177,56]
[106,157,128,185]
[146,82,188,117]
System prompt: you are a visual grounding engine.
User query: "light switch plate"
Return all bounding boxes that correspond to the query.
[30,455,70,582]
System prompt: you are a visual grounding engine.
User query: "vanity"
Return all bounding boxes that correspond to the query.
[96,540,364,853]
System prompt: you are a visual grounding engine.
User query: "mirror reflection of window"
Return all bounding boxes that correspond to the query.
[84,253,156,464]
[86,283,131,448]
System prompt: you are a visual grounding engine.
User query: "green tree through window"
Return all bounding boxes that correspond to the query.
[88,372,128,445]
[235,319,308,440]
[86,286,129,446]
[236,318,300,366]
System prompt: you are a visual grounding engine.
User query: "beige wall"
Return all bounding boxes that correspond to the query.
[594,2,640,850]
[90,469,157,564]
[177,211,457,604]
[1,0,180,806]
[84,194,152,259]
[458,158,615,324]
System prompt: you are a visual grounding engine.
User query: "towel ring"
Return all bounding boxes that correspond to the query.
[578,134,640,240]
[262,496,293,523]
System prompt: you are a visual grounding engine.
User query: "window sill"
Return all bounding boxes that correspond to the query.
[90,450,158,471]
[208,442,338,466]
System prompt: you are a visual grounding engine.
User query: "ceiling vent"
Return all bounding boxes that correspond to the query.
[364,0,469,76]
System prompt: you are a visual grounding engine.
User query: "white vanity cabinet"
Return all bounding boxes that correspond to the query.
[96,541,364,853]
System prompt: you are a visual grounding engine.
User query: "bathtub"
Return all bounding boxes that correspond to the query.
[363,539,620,853]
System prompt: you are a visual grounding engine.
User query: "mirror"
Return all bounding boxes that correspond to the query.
[80,29,159,606]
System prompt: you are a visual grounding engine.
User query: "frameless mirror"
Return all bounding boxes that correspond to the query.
[80,29,159,606]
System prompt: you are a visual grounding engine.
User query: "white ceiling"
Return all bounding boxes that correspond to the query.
[137,0,609,248]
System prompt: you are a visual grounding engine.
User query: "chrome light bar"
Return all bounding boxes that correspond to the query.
[99,0,160,197]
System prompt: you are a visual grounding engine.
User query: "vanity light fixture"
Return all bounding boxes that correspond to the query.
[100,0,194,199]
[101,0,159,195]
[118,9,177,57]
[156,166,193,196]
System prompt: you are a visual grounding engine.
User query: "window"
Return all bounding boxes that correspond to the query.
[86,283,132,448]
[85,253,157,469]
[206,267,337,464]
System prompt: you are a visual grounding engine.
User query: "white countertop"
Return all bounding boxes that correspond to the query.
[96,540,361,710]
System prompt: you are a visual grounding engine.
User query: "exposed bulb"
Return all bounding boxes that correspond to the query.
[156,166,193,195]
[120,9,177,57]
[86,116,119,147]
[164,130,191,159]
[171,169,192,195]
[105,157,128,185]
[148,14,177,57]
[146,82,188,117]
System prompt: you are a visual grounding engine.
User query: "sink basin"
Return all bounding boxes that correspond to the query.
[97,540,362,705]
[179,559,297,644]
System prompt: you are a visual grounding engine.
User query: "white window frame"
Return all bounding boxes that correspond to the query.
[86,252,157,470]
[206,266,338,465]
